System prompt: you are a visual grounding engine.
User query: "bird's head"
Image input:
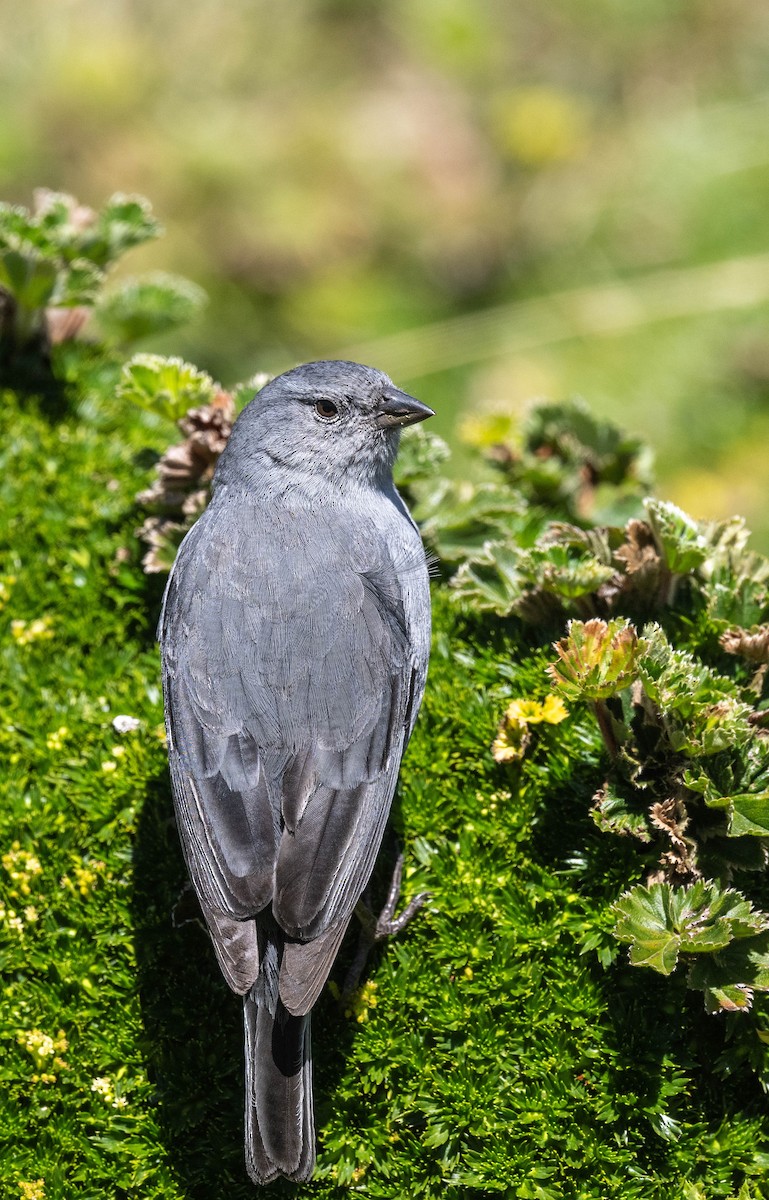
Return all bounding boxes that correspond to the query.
[214,360,434,497]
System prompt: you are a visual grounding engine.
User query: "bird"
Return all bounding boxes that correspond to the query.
[157,360,433,1184]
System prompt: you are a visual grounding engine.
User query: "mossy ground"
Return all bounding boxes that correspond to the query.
[2,385,769,1199]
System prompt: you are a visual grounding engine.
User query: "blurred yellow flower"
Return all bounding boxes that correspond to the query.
[491,715,530,763]
[492,86,589,165]
[10,617,54,645]
[459,411,517,450]
[74,860,104,896]
[17,1028,69,1080]
[334,979,379,1024]
[18,1181,45,1200]
[45,726,69,751]
[91,1075,127,1108]
[0,574,16,610]
[3,843,42,895]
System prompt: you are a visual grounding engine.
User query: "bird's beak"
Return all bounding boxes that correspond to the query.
[375,388,435,428]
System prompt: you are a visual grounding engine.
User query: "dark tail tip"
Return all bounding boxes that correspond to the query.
[243,991,315,1184]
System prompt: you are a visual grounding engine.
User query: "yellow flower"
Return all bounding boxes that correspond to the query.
[61,858,105,898]
[73,860,104,896]
[101,760,117,773]
[17,1028,68,1076]
[0,574,16,610]
[492,86,589,165]
[3,843,43,896]
[45,726,69,751]
[10,617,54,645]
[340,980,379,1024]
[458,411,517,450]
[491,717,530,763]
[91,1075,126,1108]
[18,1180,45,1200]
[492,694,569,763]
[504,695,569,726]
[539,694,570,725]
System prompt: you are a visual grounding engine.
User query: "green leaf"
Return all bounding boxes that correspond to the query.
[730,795,769,838]
[698,516,769,630]
[0,244,57,311]
[0,201,39,246]
[613,881,769,976]
[393,425,451,492]
[230,371,272,412]
[638,623,752,756]
[645,499,708,575]
[513,398,654,515]
[451,541,525,616]
[548,617,639,702]
[116,353,218,423]
[505,525,619,608]
[688,929,769,1010]
[612,885,682,974]
[95,272,207,343]
[76,193,162,267]
[50,258,105,307]
[418,481,532,564]
[591,782,651,843]
[684,742,769,836]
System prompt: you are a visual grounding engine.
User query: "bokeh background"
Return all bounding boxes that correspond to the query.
[4,0,769,541]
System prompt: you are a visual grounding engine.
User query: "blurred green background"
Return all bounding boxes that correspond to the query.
[4,0,769,540]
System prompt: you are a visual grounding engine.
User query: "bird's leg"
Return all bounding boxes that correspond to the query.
[340,850,430,1002]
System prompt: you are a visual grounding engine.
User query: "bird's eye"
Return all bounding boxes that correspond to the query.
[314,398,339,421]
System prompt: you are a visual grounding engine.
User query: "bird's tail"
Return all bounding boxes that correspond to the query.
[243,987,315,1185]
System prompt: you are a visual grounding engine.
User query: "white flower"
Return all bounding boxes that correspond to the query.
[112,715,140,734]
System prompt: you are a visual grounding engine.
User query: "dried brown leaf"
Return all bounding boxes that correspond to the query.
[615,519,660,574]
[720,625,769,664]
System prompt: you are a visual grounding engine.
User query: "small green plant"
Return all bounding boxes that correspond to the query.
[546,616,769,1015]
[118,353,273,571]
[0,191,204,386]
[480,396,654,523]
[94,273,207,348]
[420,400,769,1075]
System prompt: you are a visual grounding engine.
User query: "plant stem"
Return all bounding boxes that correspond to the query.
[593,699,619,758]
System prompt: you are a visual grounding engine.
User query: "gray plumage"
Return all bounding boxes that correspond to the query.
[158,360,432,1185]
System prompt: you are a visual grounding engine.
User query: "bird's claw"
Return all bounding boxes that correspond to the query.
[341,851,430,1002]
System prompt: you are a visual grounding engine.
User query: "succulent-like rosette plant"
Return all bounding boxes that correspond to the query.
[547,617,639,702]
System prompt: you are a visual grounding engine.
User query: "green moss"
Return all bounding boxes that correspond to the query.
[2,385,769,1199]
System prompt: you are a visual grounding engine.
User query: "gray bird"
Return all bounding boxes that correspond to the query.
[157,360,433,1184]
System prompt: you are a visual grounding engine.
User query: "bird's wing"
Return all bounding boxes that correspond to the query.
[160,496,429,999]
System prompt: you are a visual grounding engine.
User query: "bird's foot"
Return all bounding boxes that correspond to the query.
[340,851,430,1002]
